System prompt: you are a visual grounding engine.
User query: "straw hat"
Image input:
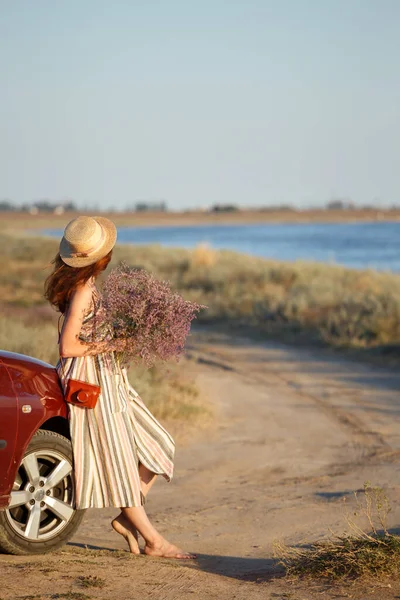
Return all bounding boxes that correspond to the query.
[59,216,117,267]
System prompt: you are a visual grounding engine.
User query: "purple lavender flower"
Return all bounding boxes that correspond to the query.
[100,263,207,367]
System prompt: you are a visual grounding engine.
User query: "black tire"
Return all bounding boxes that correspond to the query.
[0,429,85,555]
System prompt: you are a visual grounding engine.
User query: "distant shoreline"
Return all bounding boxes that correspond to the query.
[1,208,400,231]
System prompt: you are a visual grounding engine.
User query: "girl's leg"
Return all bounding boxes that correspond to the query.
[121,506,196,559]
[111,513,141,554]
[112,463,157,553]
[139,463,157,497]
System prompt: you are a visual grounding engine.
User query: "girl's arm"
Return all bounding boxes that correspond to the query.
[59,284,109,358]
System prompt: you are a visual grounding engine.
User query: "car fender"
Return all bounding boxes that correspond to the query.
[0,351,68,508]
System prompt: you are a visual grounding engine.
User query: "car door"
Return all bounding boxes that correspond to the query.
[0,360,19,500]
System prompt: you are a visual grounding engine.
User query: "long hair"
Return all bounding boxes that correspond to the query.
[44,251,112,314]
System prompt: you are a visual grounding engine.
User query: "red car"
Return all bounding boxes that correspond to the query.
[0,350,84,554]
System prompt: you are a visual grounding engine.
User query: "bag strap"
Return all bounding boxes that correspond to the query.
[57,314,74,382]
[79,353,87,381]
[58,315,66,379]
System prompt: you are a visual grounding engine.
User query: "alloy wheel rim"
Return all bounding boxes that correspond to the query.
[5,449,75,542]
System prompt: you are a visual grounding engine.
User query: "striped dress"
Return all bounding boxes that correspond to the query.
[56,287,175,509]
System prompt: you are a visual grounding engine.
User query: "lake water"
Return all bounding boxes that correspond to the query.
[45,220,400,273]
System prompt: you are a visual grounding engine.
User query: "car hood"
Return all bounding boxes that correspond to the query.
[0,350,57,375]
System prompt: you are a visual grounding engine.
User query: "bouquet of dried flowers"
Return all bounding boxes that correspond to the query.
[99,263,206,367]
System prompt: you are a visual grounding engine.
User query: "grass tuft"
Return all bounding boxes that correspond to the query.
[274,482,400,582]
[75,575,106,588]
[275,533,400,581]
[189,242,218,268]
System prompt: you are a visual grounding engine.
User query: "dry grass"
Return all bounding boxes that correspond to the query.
[1,230,400,358]
[274,482,400,582]
[275,534,400,582]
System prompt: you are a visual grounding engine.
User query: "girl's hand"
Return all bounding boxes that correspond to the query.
[84,339,114,356]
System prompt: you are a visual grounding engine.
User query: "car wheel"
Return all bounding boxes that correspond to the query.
[0,429,85,555]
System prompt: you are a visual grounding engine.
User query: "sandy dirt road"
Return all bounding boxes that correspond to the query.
[1,328,400,599]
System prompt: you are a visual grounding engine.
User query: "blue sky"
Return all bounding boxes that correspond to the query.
[1,1,399,210]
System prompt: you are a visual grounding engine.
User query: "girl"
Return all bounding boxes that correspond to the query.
[45,215,195,559]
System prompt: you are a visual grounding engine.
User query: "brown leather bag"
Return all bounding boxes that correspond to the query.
[65,377,100,409]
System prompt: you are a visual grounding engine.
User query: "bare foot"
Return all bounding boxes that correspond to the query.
[144,538,197,559]
[111,515,140,555]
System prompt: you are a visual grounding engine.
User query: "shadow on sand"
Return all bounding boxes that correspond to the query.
[186,554,284,582]
[66,542,284,582]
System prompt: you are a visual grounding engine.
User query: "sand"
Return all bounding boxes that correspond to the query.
[1,328,399,599]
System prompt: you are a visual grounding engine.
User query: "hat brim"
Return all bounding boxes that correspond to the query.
[60,216,117,268]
